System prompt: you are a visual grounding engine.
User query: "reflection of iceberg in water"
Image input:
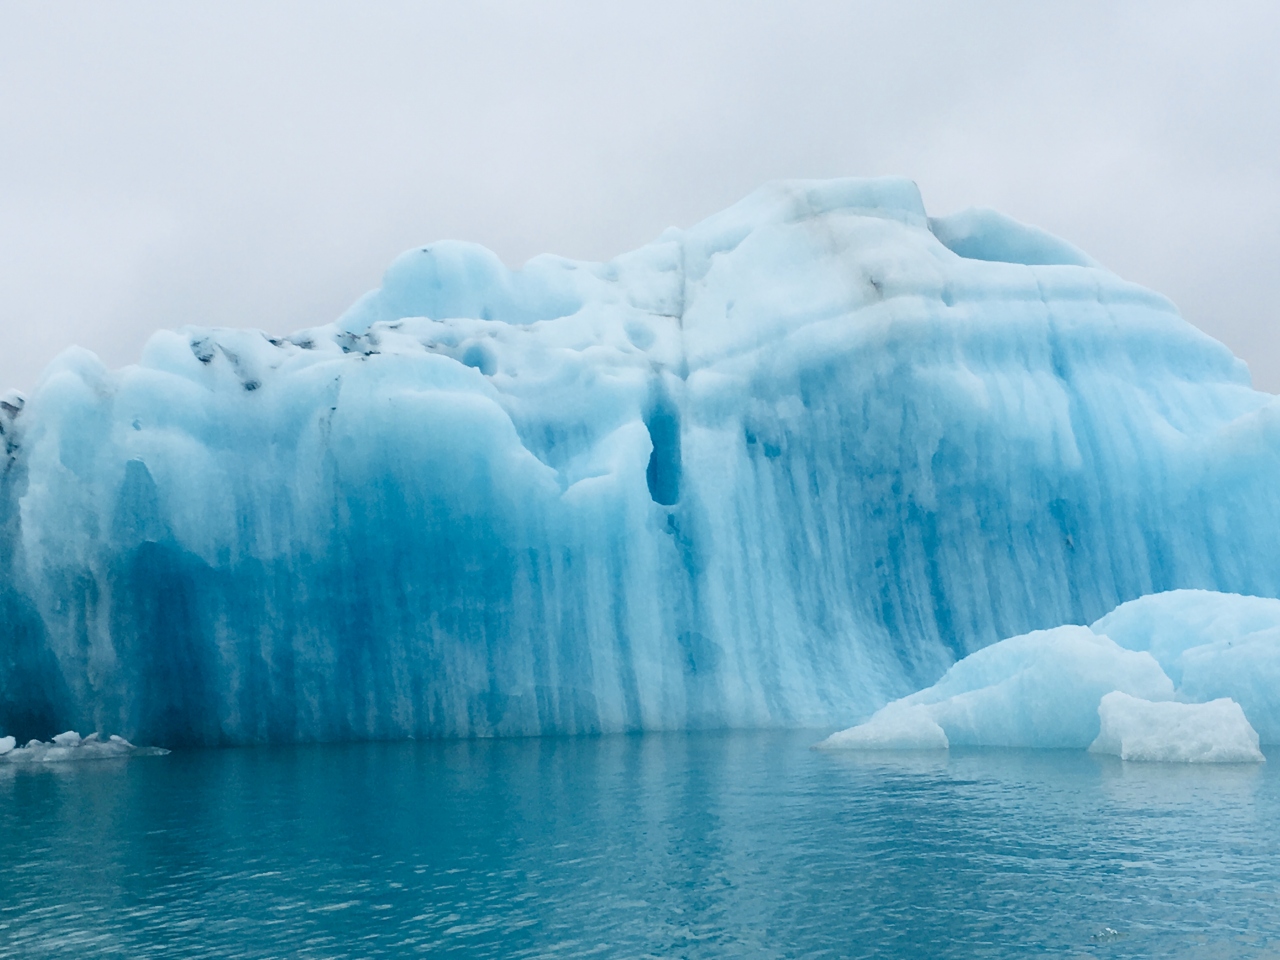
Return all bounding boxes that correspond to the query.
[4,729,1275,955]
[4,178,1280,746]
[1095,747,1265,811]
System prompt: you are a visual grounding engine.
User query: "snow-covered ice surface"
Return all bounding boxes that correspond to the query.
[820,589,1280,759]
[3,177,1280,745]
[1089,691,1263,763]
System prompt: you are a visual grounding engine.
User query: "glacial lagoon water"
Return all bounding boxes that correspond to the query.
[2,731,1279,959]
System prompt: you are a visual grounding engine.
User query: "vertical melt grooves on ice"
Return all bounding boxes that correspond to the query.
[1,176,1278,745]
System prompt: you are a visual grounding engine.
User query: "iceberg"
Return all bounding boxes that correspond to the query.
[820,589,1279,759]
[3,177,1280,746]
[1089,692,1263,763]
[817,626,1173,750]
[1092,590,1280,743]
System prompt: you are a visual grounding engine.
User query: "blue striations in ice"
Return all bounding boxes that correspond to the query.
[3,178,1280,745]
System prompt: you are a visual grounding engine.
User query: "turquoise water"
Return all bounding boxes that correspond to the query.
[2,731,1278,958]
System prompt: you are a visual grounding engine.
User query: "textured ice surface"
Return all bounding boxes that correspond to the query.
[817,626,1173,750]
[1089,691,1264,763]
[3,177,1280,745]
[822,590,1280,756]
[1093,590,1280,743]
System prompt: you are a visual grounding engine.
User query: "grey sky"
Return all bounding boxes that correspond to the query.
[2,0,1278,392]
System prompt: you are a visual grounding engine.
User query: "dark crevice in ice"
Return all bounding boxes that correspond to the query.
[644,389,682,506]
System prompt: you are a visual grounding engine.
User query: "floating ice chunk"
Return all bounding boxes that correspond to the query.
[1093,591,1280,743]
[1089,691,1264,763]
[818,626,1174,750]
[822,591,1280,755]
[0,732,169,763]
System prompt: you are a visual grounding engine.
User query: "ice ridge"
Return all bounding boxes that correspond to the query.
[2,177,1280,746]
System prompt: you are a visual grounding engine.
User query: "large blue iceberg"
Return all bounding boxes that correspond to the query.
[2,178,1279,745]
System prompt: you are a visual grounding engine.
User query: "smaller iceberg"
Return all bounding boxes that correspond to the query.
[1094,591,1280,743]
[0,731,170,763]
[819,590,1280,762]
[1089,692,1264,763]
[816,626,1172,751]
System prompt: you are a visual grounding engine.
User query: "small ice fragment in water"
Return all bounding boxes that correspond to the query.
[1088,692,1264,763]
[0,731,169,763]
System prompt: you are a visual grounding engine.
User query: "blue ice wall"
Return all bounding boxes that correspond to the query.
[3,177,1280,744]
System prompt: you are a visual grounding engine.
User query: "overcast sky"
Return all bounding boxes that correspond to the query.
[2,1,1278,393]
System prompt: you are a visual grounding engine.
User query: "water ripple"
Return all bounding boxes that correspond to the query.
[1,734,1277,958]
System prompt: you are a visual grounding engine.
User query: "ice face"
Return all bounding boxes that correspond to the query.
[2,177,1280,745]
[1089,692,1264,763]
